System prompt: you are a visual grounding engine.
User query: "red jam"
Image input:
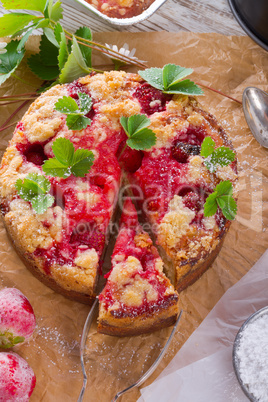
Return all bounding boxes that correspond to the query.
[133,83,171,115]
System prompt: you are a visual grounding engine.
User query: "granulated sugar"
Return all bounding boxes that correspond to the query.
[236,312,268,401]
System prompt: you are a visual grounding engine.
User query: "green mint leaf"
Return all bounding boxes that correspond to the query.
[138,67,164,91]
[54,96,79,114]
[42,158,71,178]
[165,79,204,95]
[127,130,156,150]
[52,137,74,166]
[0,13,35,37]
[66,114,91,130]
[31,194,55,214]
[59,36,91,84]
[203,193,218,217]
[204,180,237,220]
[48,0,63,22]
[71,149,95,177]
[27,53,60,80]
[78,92,92,115]
[1,0,47,12]
[200,137,215,158]
[0,40,25,85]
[162,64,193,89]
[74,26,92,67]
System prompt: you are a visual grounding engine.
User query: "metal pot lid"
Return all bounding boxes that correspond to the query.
[228,0,268,52]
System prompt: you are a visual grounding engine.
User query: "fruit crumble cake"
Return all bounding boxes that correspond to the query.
[0,69,237,320]
[98,198,179,336]
[86,0,155,19]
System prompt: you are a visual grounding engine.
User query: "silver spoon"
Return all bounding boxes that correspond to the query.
[242,87,268,148]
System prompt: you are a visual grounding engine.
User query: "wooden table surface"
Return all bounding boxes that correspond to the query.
[0,0,245,35]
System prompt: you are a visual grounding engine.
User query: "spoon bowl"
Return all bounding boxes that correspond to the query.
[242,87,268,148]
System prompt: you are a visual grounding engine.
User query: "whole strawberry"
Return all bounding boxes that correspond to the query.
[0,288,36,349]
[0,352,36,401]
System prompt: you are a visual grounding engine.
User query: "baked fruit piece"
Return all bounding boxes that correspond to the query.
[0,69,237,303]
[98,198,179,336]
[130,96,238,291]
[0,78,125,303]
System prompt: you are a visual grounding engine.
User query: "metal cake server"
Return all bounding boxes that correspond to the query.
[242,87,268,148]
[77,308,183,402]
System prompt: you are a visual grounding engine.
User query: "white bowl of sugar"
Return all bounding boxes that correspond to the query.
[233,306,268,402]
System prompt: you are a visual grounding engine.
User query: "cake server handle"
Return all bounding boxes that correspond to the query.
[111,309,183,402]
[77,297,99,402]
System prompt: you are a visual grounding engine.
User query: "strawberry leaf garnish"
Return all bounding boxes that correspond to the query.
[138,64,203,96]
[28,34,60,81]
[54,92,92,130]
[120,114,156,150]
[0,40,25,85]
[15,173,54,214]
[1,0,47,12]
[42,138,94,178]
[204,180,237,220]
[201,136,236,173]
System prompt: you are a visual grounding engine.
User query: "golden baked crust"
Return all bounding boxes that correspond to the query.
[98,199,179,336]
[0,70,237,312]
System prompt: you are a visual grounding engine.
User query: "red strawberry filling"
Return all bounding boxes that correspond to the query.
[171,141,201,163]
[133,83,171,115]
[135,149,188,221]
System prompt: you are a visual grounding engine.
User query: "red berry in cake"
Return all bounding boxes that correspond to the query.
[0,352,36,401]
[171,141,201,163]
[183,192,202,212]
[117,143,143,173]
[70,226,105,253]
[0,288,36,349]
[133,83,170,115]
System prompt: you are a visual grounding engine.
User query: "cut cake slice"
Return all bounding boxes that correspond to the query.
[98,198,179,336]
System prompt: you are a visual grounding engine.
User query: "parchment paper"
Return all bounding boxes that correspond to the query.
[0,32,267,402]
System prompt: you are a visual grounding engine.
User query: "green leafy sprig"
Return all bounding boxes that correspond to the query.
[54,93,92,130]
[204,180,237,220]
[0,0,147,88]
[15,173,54,214]
[42,138,95,178]
[120,114,156,151]
[138,64,203,96]
[200,137,236,173]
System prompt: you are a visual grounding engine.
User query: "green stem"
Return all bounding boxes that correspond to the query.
[11,73,37,88]
[117,142,128,162]
[197,82,242,105]
[63,30,147,69]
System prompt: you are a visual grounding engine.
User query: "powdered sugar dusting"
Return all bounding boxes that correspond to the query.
[236,312,268,401]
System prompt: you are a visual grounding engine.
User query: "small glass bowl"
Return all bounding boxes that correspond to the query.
[233,305,268,402]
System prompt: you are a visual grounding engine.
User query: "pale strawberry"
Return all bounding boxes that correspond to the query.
[0,352,36,401]
[0,288,36,349]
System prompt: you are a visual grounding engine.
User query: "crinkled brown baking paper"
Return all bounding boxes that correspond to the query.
[0,32,267,402]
